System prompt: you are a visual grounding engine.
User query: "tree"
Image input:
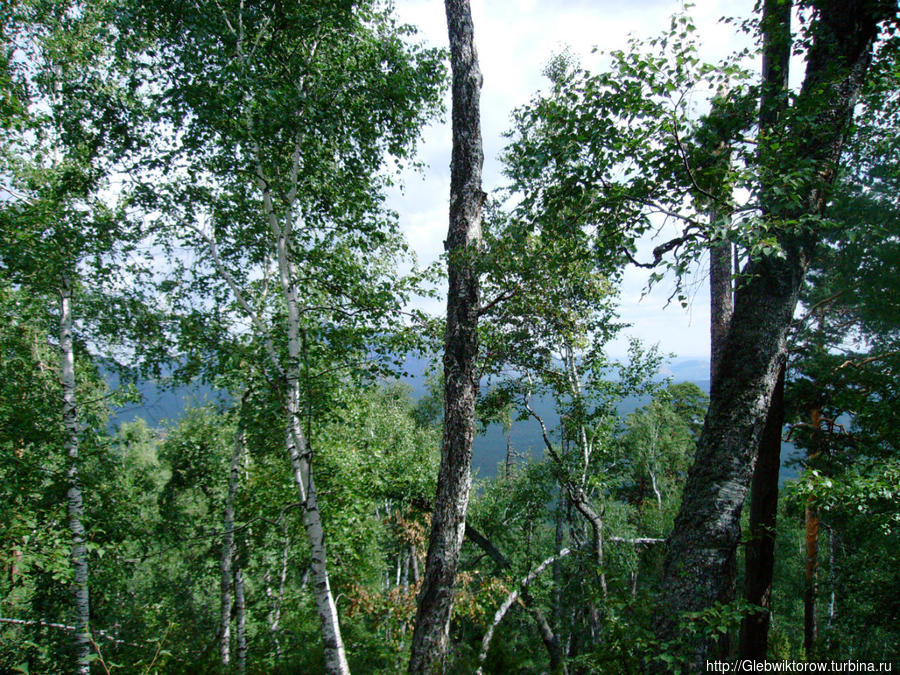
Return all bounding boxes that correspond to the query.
[118,3,443,671]
[409,1,485,672]
[1,2,152,669]
[659,0,894,665]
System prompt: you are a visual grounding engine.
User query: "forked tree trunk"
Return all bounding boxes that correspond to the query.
[739,1,791,659]
[59,280,91,675]
[657,0,884,667]
[740,361,785,659]
[408,0,484,672]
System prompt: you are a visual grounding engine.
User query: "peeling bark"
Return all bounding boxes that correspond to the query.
[59,280,91,675]
[408,0,483,672]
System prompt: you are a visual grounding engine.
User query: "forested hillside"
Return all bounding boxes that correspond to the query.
[1,1,898,673]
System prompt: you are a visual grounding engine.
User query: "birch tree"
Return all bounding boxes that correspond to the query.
[119,3,442,670]
[1,3,152,670]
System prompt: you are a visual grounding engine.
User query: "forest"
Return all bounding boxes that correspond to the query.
[1,0,899,673]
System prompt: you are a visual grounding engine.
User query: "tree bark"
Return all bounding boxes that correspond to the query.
[220,433,244,667]
[274,222,349,675]
[738,1,791,658]
[59,280,91,675]
[804,503,819,658]
[709,235,733,384]
[235,561,248,675]
[656,1,884,666]
[408,1,483,672]
[740,360,785,659]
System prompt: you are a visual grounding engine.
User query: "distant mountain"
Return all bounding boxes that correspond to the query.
[108,352,800,484]
[106,370,225,429]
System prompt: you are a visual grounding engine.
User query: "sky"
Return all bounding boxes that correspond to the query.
[385,0,755,361]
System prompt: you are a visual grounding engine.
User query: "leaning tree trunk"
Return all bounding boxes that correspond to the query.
[408,1,484,672]
[273,217,349,674]
[739,1,791,658]
[656,0,884,667]
[740,361,785,659]
[59,279,91,675]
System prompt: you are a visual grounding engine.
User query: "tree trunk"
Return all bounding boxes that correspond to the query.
[740,360,785,659]
[465,522,565,673]
[804,503,819,658]
[738,0,791,658]
[235,561,248,675]
[408,1,484,672]
[656,1,883,666]
[264,523,290,660]
[475,549,572,675]
[275,224,350,675]
[220,433,244,667]
[709,234,733,384]
[59,280,91,675]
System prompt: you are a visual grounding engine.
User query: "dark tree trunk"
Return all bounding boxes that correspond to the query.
[739,1,791,659]
[740,360,785,659]
[709,236,733,383]
[408,1,484,672]
[656,0,885,667]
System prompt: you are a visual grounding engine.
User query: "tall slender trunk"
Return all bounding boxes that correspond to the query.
[234,561,248,675]
[408,1,483,672]
[740,361,785,659]
[59,280,91,675]
[275,227,349,675]
[409,544,420,585]
[803,407,823,659]
[804,503,819,658]
[264,524,290,660]
[656,1,882,666]
[220,433,244,666]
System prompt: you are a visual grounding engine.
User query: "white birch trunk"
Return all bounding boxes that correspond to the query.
[264,525,290,660]
[59,280,91,675]
[234,562,248,675]
[275,230,349,675]
[220,432,244,666]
